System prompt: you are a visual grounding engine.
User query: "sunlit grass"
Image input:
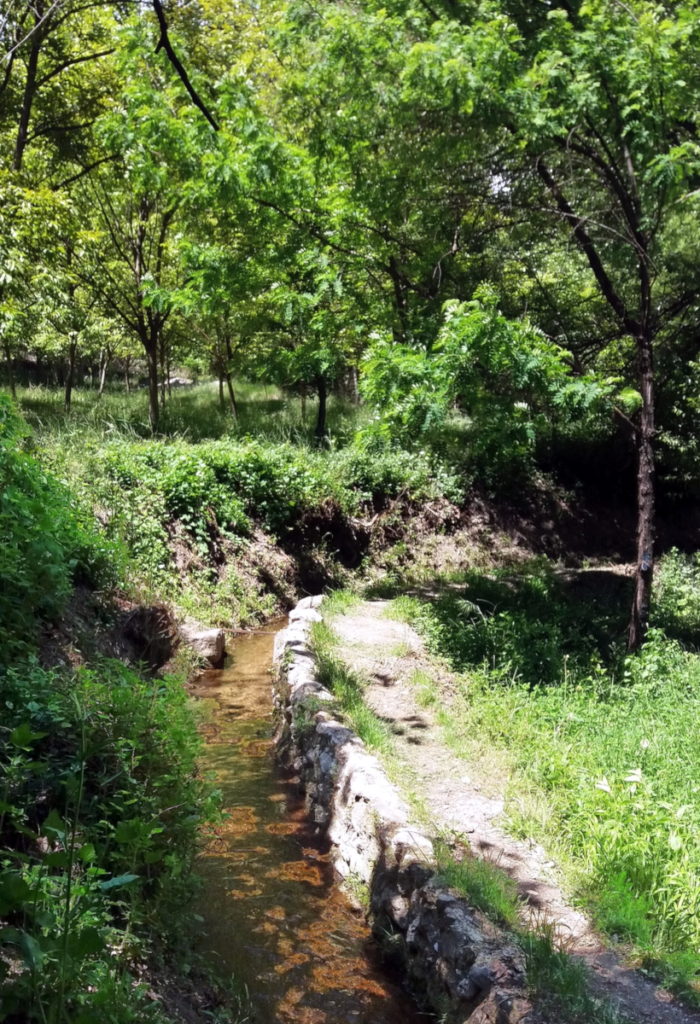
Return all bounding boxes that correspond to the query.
[386,562,700,1002]
[6,381,371,447]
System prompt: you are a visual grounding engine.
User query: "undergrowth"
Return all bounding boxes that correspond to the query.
[0,394,236,1022]
[386,558,700,1002]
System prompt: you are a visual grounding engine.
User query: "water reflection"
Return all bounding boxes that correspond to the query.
[194,627,424,1024]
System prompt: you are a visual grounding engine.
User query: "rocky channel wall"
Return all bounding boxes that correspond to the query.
[272,597,536,1024]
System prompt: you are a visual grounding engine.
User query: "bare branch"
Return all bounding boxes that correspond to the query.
[151,0,219,131]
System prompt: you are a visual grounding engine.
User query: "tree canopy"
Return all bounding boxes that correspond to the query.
[3,0,700,643]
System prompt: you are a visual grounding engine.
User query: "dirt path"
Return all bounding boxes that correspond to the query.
[331,600,699,1024]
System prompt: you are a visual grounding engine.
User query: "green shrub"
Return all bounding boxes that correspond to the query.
[0,657,216,1023]
[0,396,115,661]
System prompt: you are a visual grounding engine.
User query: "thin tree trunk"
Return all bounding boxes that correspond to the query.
[166,345,172,398]
[225,373,238,418]
[142,327,160,432]
[224,335,237,418]
[218,367,225,409]
[4,343,15,399]
[350,365,360,404]
[65,337,78,411]
[315,376,327,441]
[629,329,655,650]
[160,334,166,409]
[124,356,131,394]
[98,348,110,397]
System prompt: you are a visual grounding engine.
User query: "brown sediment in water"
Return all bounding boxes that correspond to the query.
[194,625,424,1024]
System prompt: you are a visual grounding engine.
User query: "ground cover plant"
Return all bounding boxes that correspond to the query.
[0,395,237,1022]
[387,559,700,1001]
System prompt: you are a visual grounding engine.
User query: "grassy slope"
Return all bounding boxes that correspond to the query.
[385,556,700,1003]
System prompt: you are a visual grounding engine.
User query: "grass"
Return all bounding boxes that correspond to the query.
[311,619,394,754]
[522,927,626,1024]
[12,380,371,446]
[316,594,628,1024]
[434,841,520,927]
[384,559,700,1002]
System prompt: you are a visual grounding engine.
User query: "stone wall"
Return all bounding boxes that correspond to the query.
[273,597,538,1024]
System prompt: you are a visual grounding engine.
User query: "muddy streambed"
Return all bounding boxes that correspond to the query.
[192,624,423,1024]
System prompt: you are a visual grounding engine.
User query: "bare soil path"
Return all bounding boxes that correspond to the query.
[331,599,699,1024]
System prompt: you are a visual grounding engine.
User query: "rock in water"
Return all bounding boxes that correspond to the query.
[179,622,225,665]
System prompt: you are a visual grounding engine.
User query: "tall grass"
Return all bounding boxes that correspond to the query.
[10,381,371,446]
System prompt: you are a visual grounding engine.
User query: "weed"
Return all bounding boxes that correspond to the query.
[434,841,520,927]
[522,926,625,1023]
[409,668,439,708]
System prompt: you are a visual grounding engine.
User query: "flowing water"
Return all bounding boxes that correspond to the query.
[193,624,424,1024]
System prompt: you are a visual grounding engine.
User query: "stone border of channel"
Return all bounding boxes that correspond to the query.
[272,596,538,1024]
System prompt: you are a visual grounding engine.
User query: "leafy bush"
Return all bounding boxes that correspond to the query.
[652,547,700,644]
[0,657,216,1023]
[360,288,608,484]
[0,396,115,661]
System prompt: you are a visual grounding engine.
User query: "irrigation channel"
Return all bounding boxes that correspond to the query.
[192,622,424,1024]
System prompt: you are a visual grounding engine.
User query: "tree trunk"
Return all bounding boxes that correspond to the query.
[65,338,78,411]
[224,335,237,418]
[225,373,238,418]
[4,344,15,399]
[629,329,655,650]
[140,326,160,432]
[159,335,166,409]
[315,376,327,441]
[12,2,43,171]
[166,346,172,398]
[98,348,110,397]
[350,365,360,404]
[218,367,225,409]
[124,356,131,394]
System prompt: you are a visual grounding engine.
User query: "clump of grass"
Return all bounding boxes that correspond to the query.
[310,620,393,753]
[593,870,652,946]
[322,589,360,617]
[522,926,626,1023]
[383,595,423,624]
[410,667,439,707]
[434,841,520,927]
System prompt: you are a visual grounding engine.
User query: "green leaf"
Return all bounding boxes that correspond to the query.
[42,808,67,841]
[69,927,106,958]
[43,851,71,868]
[99,873,140,891]
[9,723,47,749]
[0,872,31,914]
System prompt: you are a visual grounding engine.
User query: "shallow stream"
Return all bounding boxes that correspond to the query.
[192,624,423,1024]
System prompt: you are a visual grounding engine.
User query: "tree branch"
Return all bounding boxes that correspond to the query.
[151,0,219,131]
[536,157,639,335]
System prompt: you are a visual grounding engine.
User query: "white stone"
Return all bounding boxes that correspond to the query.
[179,623,225,664]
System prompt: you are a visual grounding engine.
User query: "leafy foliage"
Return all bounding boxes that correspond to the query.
[0,395,113,660]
